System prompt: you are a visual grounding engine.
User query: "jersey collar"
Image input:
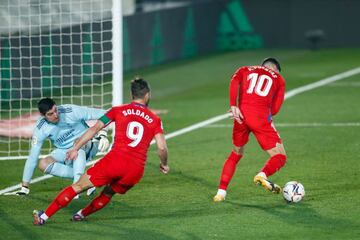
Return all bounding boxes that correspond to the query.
[131,102,148,108]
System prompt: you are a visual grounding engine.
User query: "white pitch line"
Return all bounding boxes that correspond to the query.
[1,66,360,195]
[277,122,360,127]
[1,175,53,195]
[206,122,360,128]
[328,82,360,87]
[284,67,360,99]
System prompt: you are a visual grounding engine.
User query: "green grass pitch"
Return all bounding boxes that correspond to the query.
[1,48,360,239]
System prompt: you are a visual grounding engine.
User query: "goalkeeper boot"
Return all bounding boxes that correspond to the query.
[253,173,281,194]
[213,189,226,202]
[71,210,86,222]
[32,210,45,226]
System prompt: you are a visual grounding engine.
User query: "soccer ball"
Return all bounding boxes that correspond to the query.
[282,181,305,203]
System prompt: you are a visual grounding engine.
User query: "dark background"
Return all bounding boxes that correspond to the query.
[1,0,359,100]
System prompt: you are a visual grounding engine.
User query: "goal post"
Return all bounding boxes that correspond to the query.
[112,0,123,107]
[0,0,123,160]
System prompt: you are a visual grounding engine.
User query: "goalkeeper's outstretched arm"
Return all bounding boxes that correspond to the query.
[22,144,42,186]
[17,129,47,195]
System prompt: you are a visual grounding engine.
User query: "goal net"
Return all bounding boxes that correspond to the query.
[0,0,122,160]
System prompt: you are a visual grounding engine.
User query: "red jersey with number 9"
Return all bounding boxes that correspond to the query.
[229,66,286,118]
[103,102,163,166]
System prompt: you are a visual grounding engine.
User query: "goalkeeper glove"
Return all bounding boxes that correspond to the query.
[94,129,110,152]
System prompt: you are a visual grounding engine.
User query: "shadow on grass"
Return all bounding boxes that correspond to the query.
[0,207,43,240]
[146,161,216,190]
[48,224,176,240]
[225,200,359,230]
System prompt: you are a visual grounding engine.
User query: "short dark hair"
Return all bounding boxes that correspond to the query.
[38,98,56,115]
[131,77,150,99]
[262,57,281,72]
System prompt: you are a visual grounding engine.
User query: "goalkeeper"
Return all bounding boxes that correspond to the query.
[16,98,110,196]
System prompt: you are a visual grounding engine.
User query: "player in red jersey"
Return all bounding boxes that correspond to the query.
[33,78,169,225]
[214,58,286,202]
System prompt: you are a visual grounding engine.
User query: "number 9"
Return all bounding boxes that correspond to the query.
[126,121,144,147]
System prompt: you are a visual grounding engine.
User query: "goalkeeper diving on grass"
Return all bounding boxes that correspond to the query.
[13,98,110,196]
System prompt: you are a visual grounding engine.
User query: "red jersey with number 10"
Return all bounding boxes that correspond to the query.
[229,66,286,118]
[102,102,163,166]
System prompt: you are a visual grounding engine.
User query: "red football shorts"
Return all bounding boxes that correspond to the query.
[87,150,144,194]
[232,115,282,150]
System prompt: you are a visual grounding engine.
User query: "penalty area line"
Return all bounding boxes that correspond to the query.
[1,66,360,195]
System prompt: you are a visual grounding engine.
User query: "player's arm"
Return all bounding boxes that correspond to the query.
[18,131,46,195]
[229,68,244,123]
[154,133,169,174]
[70,104,110,152]
[271,78,286,116]
[66,120,105,160]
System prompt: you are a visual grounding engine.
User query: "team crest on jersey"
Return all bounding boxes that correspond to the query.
[31,136,38,146]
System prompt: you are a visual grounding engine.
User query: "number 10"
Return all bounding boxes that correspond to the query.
[247,73,273,97]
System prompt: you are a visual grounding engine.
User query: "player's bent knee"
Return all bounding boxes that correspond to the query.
[38,157,55,172]
[38,159,47,171]
[111,183,134,194]
[103,185,116,197]
[232,145,244,155]
[71,181,91,194]
[71,183,84,193]
[43,162,55,174]
[72,174,94,193]
[267,144,286,157]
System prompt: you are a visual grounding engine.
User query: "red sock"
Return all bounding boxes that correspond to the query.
[44,186,77,218]
[261,154,287,177]
[81,193,112,217]
[218,151,242,190]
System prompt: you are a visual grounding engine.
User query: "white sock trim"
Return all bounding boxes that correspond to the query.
[77,210,84,218]
[216,189,227,197]
[257,172,267,179]
[40,213,49,221]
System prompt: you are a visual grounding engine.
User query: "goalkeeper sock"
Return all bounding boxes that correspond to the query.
[72,149,86,183]
[45,162,74,178]
[261,154,287,177]
[218,151,242,190]
[81,192,112,217]
[44,186,77,218]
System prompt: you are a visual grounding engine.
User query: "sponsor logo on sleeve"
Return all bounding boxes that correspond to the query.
[32,136,38,146]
